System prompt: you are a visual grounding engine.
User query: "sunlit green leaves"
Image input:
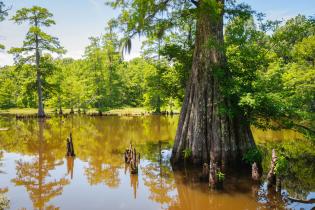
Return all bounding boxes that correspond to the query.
[224,14,315,134]
[271,15,315,62]
[11,6,55,26]
[293,35,315,65]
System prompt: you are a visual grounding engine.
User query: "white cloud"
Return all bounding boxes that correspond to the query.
[0,53,13,66]
[65,50,83,60]
[124,52,141,61]
[265,9,296,21]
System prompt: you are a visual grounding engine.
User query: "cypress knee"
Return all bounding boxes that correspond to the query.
[252,162,260,181]
[267,149,277,187]
[201,163,209,181]
[209,162,218,188]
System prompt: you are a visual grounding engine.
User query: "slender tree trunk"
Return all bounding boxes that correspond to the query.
[58,95,63,115]
[35,25,45,118]
[156,39,162,114]
[171,0,255,166]
[108,52,113,106]
[94,59,102,113]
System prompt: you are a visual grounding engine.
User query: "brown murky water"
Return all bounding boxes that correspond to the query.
[0,116,314,210]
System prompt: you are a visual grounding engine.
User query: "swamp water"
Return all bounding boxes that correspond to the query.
[0,116,314,210]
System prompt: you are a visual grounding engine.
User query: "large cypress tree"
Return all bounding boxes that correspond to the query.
[107,0,256,166]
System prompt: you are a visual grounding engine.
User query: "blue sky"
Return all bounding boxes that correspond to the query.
[0,0,314,66]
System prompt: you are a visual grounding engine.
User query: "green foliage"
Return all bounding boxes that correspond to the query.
[242,147,262,165]
[293,35,315,65]
[7,6,64,116]
[258,136,315,200]
[224,14,315,134]
[216,171,225,182]
[9,6,65,61]
[271,15,315,62]
[182,148,192,160]
[275,155,288,176]
[0,1,8,49]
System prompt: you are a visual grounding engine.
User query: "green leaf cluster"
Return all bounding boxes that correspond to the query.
[182,148,192,160]
[242,147,262,165]
[216,171,225,182]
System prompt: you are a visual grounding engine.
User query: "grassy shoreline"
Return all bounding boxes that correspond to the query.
[0,107,180,117]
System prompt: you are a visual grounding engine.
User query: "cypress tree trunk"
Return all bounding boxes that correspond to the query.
[35,19,45,118]
[171,0,255,166]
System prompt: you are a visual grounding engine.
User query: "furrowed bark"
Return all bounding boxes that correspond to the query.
[171,0,255,166]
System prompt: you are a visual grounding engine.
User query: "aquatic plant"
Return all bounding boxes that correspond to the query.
[216,171,225,182]
[182,148,192,160]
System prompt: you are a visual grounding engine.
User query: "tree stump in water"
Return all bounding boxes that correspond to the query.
[124,144,140,174]
[66,133,75,157]
[252,162,260,181]
[209,162,218,188]
[267,149,277,187]
[200,163,209,181]
[124,144,133,163]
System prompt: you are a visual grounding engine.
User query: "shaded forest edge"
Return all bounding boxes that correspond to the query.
[0,107,180,117]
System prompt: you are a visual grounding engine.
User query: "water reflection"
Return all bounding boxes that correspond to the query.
[258,137,315,201]
[66,157,75,179]
[141,141,176,208]
[0,151,8,195]
[0,116,313,210]
[0,151,4,174]
[10,120,70,210]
